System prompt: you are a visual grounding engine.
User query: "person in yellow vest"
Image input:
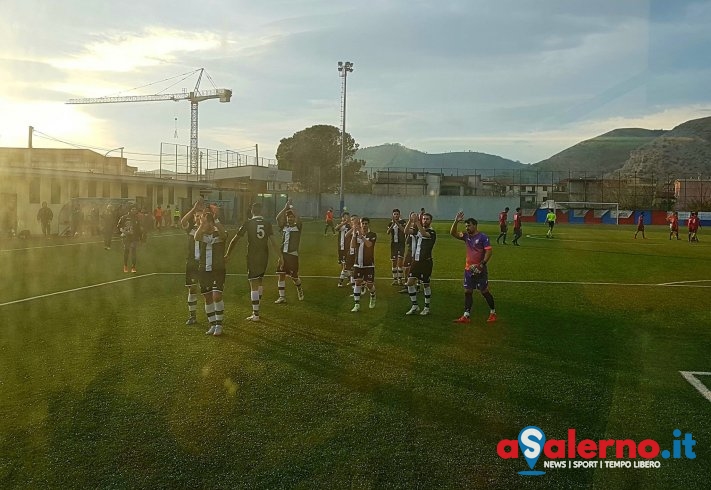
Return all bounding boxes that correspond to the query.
[545,209,556,238]
[173,207,181,228]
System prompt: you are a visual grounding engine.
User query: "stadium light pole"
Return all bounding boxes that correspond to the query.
[337,61,354,216]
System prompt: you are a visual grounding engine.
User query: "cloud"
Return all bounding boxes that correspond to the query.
[48,27,223,73]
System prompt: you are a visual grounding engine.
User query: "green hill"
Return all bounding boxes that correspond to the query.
[355,117,711,179]
[531,128,665,174]
[618,116,711,176]
[356,143,525,175]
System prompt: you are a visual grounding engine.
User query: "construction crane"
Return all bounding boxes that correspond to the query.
[67,68,232,174]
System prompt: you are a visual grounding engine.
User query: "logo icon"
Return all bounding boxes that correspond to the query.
[518,426,546,476]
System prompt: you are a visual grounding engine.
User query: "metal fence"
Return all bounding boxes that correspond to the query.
[368,167,711,211]
[153,142,277,181]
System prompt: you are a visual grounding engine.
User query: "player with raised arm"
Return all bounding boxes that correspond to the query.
[344,214,359,293]
[398,224,416,294]
[450,212,496,324]
[180,198,206,325]
[274,200,304,304]
[350,217,377,312]
[335,212,352,287]
[404,211,436,316]
[194,210,228,336]
[387,209,407,285]
[225,202,281,322]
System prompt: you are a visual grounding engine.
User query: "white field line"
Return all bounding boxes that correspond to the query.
[4,273,710,309]
[657,279,711,286]
[0,274,156,307]
[680,372,711,403]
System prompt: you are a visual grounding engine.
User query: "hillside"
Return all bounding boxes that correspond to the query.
[355,117,711,178]
[355,143,525,174]
[617,116,711,176]
[532,128,665,174]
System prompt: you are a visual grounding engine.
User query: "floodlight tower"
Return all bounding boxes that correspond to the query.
[337,61,354,215]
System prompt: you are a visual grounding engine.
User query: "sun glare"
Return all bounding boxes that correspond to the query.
[0,99,103,149]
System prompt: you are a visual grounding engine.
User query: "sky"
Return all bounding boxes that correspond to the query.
[2,0,711,170]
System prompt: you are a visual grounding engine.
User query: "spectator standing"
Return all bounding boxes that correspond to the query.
[164,205,172,228]
[153,206,163,232]
[117,206,143,273]
[70,206,83,237]
[36,201,53,238]
[102,204,116,250]
[173,206,181,228]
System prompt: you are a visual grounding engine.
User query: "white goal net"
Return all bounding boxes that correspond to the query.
[547,201,620,225]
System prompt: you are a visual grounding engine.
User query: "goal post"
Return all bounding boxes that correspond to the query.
[548,201,620,225]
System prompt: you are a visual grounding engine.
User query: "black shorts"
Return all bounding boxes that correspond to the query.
[390,242,405,261]
[499,223,508,233]
[277,253,299,277]
[353,266,375,283]
[338,248,348,264]
[185,259,199,287]
[200,269,226,294]
[409,259,433,283]
[514,227,522,238]
[403,251,413,268]
[247,254,268,280]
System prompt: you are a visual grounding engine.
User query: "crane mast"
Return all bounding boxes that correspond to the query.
[66,69,232,175]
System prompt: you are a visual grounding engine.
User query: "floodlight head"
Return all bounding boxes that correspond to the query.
[338,61,343,71]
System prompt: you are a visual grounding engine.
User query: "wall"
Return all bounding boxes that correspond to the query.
[0,169,200,237]
[289,193,513,222]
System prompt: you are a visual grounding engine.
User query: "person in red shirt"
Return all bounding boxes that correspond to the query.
[634,212,646,239]
[324,208,335,236]
[153,206,163,232]
[512,207,522,246]
[688,211,701,242]
[668,211,680,240]
[496,207,509,245]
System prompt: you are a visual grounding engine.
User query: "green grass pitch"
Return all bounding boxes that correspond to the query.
[1,220,710,488]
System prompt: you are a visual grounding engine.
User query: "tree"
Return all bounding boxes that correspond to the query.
[276,125,369,193]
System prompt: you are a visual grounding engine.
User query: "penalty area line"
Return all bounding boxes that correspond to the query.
[0,274,157,307]
[680,371,711,403]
